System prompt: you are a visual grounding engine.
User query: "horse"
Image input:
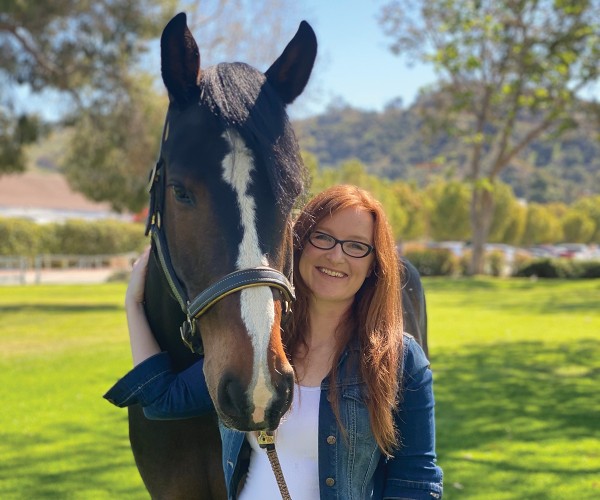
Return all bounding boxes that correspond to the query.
[127,12,428,500]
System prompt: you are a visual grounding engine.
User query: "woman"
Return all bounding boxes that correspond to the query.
[105,185,443,499]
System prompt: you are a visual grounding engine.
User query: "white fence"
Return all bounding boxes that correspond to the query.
[0,256,28,284]
[0,253,139,285]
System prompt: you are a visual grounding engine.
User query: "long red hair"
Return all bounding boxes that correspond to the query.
[284,185,403,456]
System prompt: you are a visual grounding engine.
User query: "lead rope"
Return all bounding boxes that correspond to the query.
[258,431,292,500]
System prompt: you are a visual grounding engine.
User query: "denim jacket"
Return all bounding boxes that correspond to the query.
[104,333,443,499]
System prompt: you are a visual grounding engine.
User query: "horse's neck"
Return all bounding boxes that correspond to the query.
[144,248,202,373]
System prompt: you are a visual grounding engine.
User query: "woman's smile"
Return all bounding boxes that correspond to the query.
[316,266,347,278]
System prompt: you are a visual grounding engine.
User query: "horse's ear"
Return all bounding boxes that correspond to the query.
[265,21,317,105]
[161,13,201,108]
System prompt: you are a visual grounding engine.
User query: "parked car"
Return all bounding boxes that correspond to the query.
[554,244,592,260]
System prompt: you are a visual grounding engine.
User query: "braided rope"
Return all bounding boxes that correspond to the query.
[265,448,292,500]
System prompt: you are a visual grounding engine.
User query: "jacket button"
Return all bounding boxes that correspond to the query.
[325,478,335,487]
[327,436,336,444]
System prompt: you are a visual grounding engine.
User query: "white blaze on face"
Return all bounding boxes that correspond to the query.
[221,130,275,424]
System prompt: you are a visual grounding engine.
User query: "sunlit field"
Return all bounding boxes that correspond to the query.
[0,279,599,499]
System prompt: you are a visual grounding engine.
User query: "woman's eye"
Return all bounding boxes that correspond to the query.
[172,186,190,201]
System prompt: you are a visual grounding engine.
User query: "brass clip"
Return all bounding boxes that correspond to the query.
[257,430,275,447]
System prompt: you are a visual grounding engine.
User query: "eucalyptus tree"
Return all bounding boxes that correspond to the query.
[380,0,600,273]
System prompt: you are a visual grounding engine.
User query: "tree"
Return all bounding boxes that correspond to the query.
[425,180,471,241]
[522,203,562,245]
[561,209,596,243]
[500,203,526,245]
[2,1,302,212]
[488,182,519,242]
[380,0,600,273]
[391,181,426,240]
[62,75,167,213]
[0,0,176,175]
[572,195,600,243]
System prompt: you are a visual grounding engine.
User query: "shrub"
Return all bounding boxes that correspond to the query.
[0,218,147,256]
[459,250,507,276]
[54,219,147,255]
[403,248,458,276]
[514,258,600,279]
[577,261,600,278]
[487,250,506,277]
[0,219,45,257]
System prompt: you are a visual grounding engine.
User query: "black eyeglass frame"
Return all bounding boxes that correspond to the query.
[307,230,374,258]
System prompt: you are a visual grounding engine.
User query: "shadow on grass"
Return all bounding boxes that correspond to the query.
[0,413,145,499]
[0,304,122,313]
[434,338,600,475]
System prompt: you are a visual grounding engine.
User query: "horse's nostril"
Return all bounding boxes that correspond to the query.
[217,375,247,419]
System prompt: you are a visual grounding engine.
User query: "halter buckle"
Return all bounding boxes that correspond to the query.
[180,317,203,354]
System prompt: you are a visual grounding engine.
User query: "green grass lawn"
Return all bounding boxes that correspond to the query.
[0,279,599,499]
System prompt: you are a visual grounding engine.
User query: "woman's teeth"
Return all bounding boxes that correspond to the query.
[318,267,345,278]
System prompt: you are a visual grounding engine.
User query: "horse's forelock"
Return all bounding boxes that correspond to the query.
[199,63,305,213]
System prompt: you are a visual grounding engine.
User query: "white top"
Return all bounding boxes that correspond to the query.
[238,384,321,500]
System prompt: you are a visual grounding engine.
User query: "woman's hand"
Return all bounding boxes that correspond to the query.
[125,246,151,310]
[124,246,161,366]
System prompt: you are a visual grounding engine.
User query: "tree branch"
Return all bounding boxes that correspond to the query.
[0,21,61,76]
[489,115,554,180]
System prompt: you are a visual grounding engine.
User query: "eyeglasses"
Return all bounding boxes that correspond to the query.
[307,231,374,258]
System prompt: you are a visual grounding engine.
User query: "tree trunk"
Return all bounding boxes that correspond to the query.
[469,187,495,275]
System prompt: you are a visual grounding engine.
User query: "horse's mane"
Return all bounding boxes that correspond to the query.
[200,63,306,212]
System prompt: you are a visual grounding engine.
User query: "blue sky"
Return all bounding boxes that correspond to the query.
[288,0,436,117]
[13,0,437,121]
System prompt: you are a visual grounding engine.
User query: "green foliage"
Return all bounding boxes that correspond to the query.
[391,181,427,240]
[294,103,600,205]
[572,195,600,243]
[0,114,41,174]
[0,219,45,257]
[425,180,471,241]
[0,0,176,175]
[458,249,507,277]
[403,247,458,276]
[523,203,563,245]
[0,218,147,257]
[514,257,600,279]
[500,204,527,245]
[488,182,520,243]
[378,0,600,272]
[62,75,166,213]
[561,209,596,243]
[54,220,148,255]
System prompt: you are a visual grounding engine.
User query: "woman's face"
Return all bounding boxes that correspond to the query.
[299,207,375,308]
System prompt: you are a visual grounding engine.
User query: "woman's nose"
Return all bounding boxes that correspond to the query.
[326,242,345,262]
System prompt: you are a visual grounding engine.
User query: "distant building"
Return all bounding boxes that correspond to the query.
[0,173,132,224]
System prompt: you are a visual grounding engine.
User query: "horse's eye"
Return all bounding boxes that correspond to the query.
[172,186,190,202]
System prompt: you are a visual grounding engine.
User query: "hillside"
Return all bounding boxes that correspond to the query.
[293,102,600,203]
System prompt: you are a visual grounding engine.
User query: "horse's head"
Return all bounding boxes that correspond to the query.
[155,13,316,431]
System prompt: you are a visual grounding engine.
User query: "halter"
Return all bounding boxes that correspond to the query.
[145,158,295,355]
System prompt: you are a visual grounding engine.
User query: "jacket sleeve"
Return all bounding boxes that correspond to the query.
[383,336,443,500]
[103,352,215,420]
